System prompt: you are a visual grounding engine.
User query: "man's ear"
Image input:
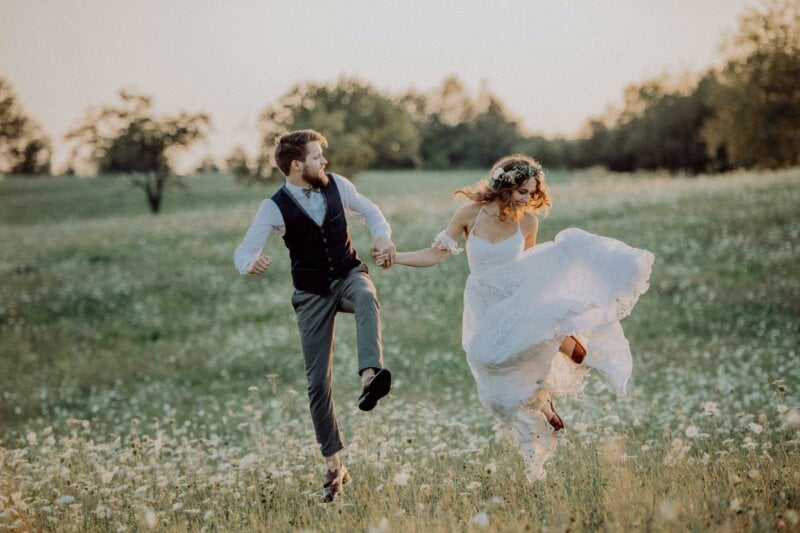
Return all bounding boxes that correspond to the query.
[290,160,301,173]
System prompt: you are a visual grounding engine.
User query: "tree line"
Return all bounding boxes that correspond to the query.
[0,0,797,212]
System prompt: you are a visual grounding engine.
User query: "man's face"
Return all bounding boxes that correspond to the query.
[300,141,329,187]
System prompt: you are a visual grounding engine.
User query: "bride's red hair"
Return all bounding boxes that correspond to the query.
[454,155,551,221]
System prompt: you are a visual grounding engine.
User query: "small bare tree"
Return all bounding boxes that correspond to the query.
[67,90,211,213]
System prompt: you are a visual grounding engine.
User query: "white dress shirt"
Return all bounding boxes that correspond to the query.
[234,173,392,274]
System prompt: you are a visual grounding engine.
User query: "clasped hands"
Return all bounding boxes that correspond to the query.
[371,236,396,269]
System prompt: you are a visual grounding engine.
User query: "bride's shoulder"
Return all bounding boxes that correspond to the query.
[448,203,481,233]
[454,203,482,221]
[521,211,539,231]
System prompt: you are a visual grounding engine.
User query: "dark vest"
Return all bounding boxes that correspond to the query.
[271,174,363,295]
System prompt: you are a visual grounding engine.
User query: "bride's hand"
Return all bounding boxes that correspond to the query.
[372,248,394,269]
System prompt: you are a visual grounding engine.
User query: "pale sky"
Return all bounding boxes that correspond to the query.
[1,0,755,172]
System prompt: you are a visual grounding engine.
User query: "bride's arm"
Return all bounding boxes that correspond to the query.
[392,205,473,268]
[394,248,449,268]
[522,212,539,251]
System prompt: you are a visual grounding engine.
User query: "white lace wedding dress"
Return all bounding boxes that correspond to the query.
[437,217,654,481]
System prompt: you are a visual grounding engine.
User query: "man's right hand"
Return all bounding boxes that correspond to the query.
[247,255,272,275]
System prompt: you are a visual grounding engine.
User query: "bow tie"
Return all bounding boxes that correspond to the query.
[302,187,320,198]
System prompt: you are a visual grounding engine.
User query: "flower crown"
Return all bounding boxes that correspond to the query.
[488,162,542,189]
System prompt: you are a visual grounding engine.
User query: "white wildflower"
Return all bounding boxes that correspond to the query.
[785,408,800,428]
[741,436,757,450]
[472,512,490,527]
[685,425,699,438]
[777,404,788,414]
[172,502,184,512]
[730,498,742,512]
[368,517,390,533]
[393,471,410,486]
[748,423,763,434]
[662,438,690,466]
[141,507,157,529]
[703,402,720,417]
[658,499,677,521]
[55,495,75,505]
[786,510,799,526]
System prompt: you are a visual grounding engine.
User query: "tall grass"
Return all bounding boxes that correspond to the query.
[1,168,799,531]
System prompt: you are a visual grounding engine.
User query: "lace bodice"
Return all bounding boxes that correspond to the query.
[465,208,525,274]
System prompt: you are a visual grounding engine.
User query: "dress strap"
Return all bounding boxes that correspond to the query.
[471,205,485,235]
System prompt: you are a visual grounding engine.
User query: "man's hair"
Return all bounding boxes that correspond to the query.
[274,130,328,176]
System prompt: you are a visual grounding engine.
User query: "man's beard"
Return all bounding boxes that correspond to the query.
[303,170,329,188]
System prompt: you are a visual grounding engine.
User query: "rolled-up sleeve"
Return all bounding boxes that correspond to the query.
[233,199,285,274]
[333,174,391,239]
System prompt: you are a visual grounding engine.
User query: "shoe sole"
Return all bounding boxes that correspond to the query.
[358,369,391,411]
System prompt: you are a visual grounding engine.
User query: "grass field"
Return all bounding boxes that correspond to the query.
[1,167,799,531]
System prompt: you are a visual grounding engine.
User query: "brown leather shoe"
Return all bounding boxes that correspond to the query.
[567,335,587,364]
[322,466,350,503]
[547,399,565,434]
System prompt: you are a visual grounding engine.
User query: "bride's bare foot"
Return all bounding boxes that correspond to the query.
[560,335,587,364]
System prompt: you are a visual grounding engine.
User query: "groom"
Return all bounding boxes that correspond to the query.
[233,129,395,502]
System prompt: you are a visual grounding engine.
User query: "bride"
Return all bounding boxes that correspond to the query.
[376,155,654,481]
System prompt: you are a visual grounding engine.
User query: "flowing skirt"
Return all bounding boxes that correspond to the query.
[462,228,654,480]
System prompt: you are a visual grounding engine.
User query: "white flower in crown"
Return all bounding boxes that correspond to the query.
[492,167,505,180]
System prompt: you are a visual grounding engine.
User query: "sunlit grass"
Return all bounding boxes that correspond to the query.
[1,168,799,531]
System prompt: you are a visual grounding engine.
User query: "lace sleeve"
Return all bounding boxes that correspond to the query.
[432,231,464,255]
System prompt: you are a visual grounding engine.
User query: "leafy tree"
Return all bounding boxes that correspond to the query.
[258,78,420,179]
[67,91,210,213]
[224,145,265,186]
[0,77,51,175]
[702,0,800,168]
[411,76,524,169]
[196,155,220,174]
[575,74,724,173]
[469,95,523,168]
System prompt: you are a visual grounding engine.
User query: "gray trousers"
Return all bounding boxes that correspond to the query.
[291,266,383,458]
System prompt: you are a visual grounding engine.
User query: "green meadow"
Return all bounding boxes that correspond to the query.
[1,168,799,531]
